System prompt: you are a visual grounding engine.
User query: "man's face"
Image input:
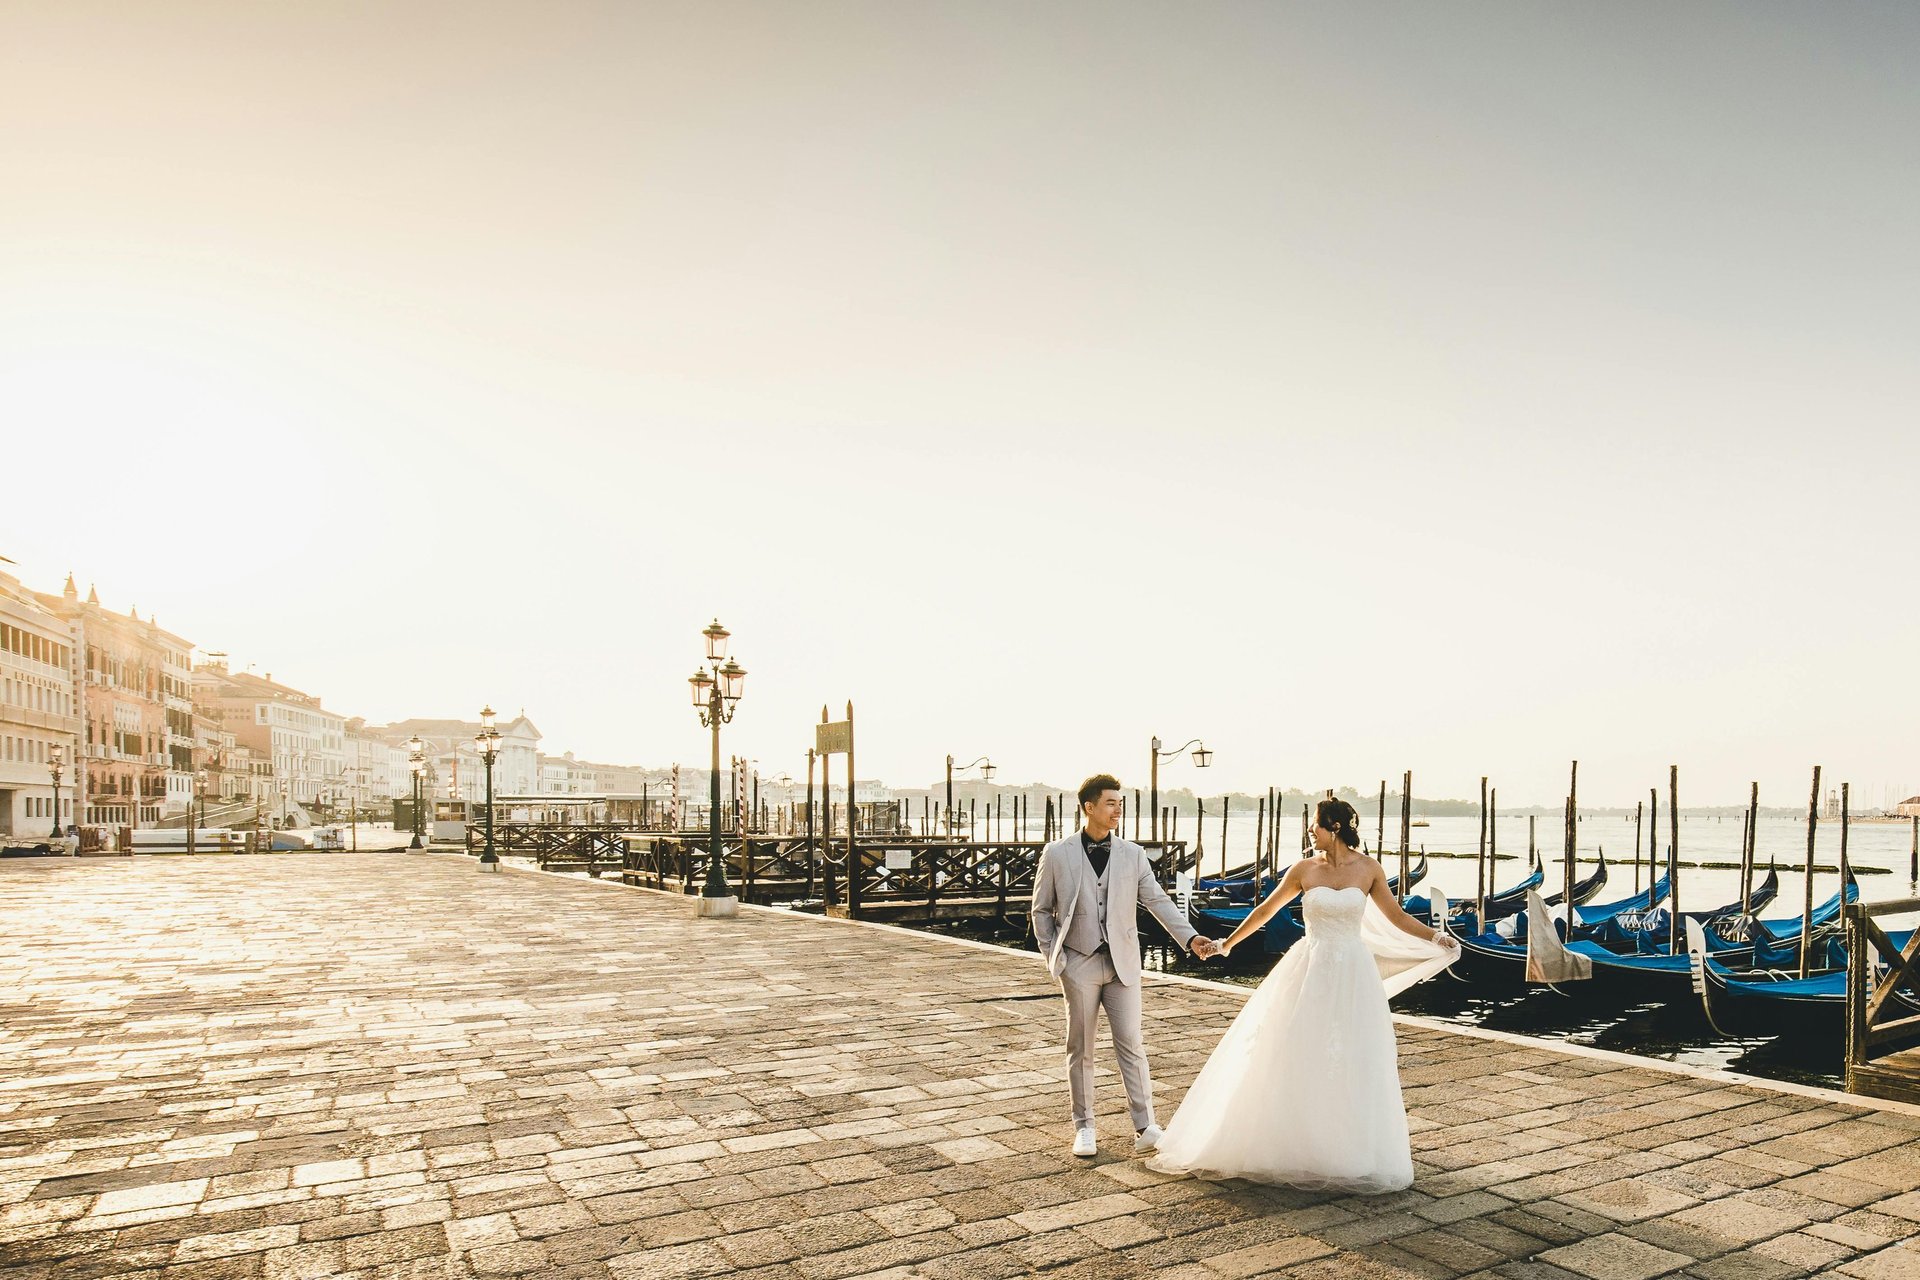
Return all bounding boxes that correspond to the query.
[1084,789,1124,832]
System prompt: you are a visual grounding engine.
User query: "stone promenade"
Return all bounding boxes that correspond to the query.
[2,855,1918,1280]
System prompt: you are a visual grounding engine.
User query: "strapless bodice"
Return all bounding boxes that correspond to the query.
[1302,884,1367,943]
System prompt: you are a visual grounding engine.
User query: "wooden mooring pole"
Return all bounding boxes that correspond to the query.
[1801,765,1821,979]
[1220,798,1230,874]
[1841,782,1851,884]
[1743,781,1759,914]
[1565,760,1578,919]
[1254,795,1266,887]
[1377,781,1386,857]
[1668,765,1679,955]
[1398,771,1411,905]
[1490,785,1498,873]
[1475,776,1488,926]
[1633,801,1643,892]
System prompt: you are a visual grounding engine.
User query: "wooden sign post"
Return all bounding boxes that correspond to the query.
[816,703,856,915]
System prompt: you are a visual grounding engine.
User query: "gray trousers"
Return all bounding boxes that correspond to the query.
[1060,946,1153,1130]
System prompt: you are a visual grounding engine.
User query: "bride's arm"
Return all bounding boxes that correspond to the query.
[1219,863,1304,955]
[1366,861,1454,945]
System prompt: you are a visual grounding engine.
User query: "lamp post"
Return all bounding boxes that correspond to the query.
[346,765,364,853]
[945,755,995,838]
[49,745,65,839]
[406,736,426,848]
[688,619,747,916]
[473,707,502,871]
[1149,737,1212,841]
[189,768,207,854]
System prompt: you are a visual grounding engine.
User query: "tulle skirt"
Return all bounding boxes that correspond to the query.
[1147,934,1415,1193]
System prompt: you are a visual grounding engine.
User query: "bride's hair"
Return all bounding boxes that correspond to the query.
[1314,793,1362,850]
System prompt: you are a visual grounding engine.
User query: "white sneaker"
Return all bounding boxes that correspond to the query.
[1071,1127,1097,1157]
[1133,1124,1163,1154]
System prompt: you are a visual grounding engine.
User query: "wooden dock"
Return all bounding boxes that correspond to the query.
[4,852,1919,1280]
[603,827,1193,922]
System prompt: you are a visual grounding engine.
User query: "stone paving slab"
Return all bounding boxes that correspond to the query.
[0,854,1915,1280]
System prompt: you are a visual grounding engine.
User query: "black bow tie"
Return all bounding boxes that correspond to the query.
[1085,836,1111,853]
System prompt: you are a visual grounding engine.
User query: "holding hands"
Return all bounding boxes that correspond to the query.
[1190,936,1229,961]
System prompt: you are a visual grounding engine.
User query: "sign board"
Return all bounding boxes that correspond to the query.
[884,849,912,871]
[816,720,852,755]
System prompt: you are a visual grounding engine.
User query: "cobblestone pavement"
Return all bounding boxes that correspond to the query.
[2,854,1917,1280]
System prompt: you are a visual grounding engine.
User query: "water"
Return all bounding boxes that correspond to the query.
[911,809,1920,1091]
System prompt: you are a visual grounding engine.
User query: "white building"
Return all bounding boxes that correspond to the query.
[538,751,596,795]
[371,714,542,804]
[159,631,195,819]
[344,719,413,802]
[0,566,80,839]
[193,664,345,815]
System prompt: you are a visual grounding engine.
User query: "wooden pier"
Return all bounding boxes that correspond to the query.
[606,827,1192,922]
[1846,894,1920,1105]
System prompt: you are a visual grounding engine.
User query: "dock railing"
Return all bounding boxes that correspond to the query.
[616,833,1194,922]
[1844,895,1920,1102]
[463,823,628,877]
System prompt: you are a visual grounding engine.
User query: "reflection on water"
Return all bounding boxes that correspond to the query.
[916,915,1848,1091]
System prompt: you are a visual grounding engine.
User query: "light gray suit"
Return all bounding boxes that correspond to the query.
[1030,831,1199,1130]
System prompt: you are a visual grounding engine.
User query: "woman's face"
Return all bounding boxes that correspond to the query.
[1310,820,1338,854]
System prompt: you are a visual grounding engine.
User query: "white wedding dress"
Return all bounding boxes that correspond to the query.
[1147,884,1456,1193]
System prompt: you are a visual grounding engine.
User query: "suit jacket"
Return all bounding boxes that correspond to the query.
[1030,832,1198,987]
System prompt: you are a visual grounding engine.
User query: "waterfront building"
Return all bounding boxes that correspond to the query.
[371,714,541,803]
[33,578,186,829]
[0,567,80,838]
[1898,795,1920,819]
[538,751,597,795]
[193,663,345,815]
[576,758,659,795]
[344,718,412,802]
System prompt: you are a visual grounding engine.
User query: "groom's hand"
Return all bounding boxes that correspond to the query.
[1189,936,1216,960]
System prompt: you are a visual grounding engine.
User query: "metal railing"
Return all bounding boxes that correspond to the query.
[462,823,629,876]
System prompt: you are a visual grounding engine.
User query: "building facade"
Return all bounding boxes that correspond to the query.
[192,664,344,820]
[33,579,187,829]
[344,720,413,804]
[0,568,81,839]
[369,715,542,804]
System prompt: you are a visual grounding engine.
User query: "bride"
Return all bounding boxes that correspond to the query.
[1147,795,1459,1193]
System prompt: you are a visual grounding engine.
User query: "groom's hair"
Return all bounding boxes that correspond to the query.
[1077,774,1122,808]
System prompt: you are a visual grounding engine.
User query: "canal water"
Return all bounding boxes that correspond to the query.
[909,810,1920,1092]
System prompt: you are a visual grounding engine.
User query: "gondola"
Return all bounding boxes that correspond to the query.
[1430,846,1608,933]
[1582,861,1779,949]
[1686,917,1920,1042]
[1451,868,1856,996]
[1192,856,1428,956]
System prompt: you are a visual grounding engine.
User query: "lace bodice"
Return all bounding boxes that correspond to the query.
[1303,884,1368,944]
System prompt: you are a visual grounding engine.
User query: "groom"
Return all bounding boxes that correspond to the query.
[1030,774,1216,1157]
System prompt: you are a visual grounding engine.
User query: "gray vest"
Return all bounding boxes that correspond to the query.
[1063,854,1111,956]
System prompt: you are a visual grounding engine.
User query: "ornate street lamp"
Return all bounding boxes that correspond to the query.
[689,619,746,916]
[406,735,426,848]
[49,745,65,839]
[473,707,502,871]
[944,755,994,838]
[1150,737,1212,841]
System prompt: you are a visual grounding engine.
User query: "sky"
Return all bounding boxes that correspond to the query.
[2,2,1916,808]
